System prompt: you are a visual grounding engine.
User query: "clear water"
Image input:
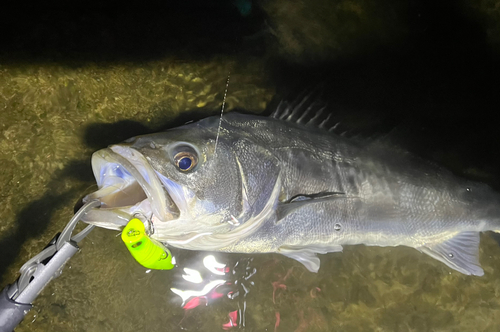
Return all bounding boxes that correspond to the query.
[1,1,500,331]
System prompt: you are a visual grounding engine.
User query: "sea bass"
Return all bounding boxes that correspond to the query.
[82,106,500,276]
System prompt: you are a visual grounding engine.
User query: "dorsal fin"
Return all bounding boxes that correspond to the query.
[270,87,341,131]
[269,88,394,141]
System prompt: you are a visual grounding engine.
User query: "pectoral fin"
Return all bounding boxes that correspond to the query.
[278,244,343,272]
[418,231,484,276]
[276,192,348,223]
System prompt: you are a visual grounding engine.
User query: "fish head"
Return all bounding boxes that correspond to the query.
[83,115,281,250]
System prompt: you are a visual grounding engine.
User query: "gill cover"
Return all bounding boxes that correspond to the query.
[153,137,282,251]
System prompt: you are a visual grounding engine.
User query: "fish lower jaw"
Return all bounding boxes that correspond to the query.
[81,194,181,231]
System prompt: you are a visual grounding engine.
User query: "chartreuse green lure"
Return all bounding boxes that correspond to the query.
[121,218,174,270]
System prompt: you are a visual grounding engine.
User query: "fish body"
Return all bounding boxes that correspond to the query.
[83,111,500,276]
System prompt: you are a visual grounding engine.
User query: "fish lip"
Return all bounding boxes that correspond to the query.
[85,146,178,223]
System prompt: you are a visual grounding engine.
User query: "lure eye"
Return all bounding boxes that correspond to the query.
[174,152,197,172]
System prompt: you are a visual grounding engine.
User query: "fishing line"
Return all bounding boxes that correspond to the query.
[214,71,231,157]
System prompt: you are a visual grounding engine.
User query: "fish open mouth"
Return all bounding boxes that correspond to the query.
[82,145,179,230]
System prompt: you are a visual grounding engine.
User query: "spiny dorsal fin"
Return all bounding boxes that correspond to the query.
[270,89,366,137]
[270,87,341,131]
[269,87,395,142]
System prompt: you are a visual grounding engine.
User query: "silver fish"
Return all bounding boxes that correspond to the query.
[82,106,500,276]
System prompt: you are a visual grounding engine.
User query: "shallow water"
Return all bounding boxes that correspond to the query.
[2,1,500,331]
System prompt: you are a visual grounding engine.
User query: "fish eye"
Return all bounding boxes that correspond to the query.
[169,142,200,172]
[174,151,197,172]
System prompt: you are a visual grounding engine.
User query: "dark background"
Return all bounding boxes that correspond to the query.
[2,1,498,176]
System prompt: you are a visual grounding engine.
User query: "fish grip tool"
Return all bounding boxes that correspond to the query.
[0,200,100,332]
